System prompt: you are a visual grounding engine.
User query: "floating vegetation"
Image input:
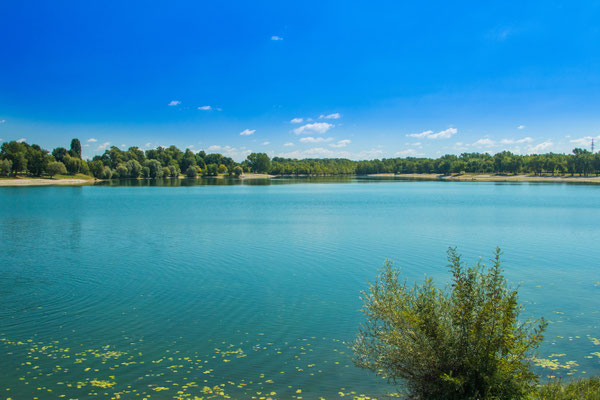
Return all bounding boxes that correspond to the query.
[1,330,598,399]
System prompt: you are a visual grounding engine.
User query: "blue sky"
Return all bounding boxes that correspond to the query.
[1,0,600,161]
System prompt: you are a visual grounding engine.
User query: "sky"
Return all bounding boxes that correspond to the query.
[1,0,600,161]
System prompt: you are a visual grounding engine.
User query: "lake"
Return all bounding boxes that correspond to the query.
[1,178,599,399]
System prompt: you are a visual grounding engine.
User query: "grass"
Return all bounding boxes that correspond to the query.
[52,173,95,180]
[530,377,600,400]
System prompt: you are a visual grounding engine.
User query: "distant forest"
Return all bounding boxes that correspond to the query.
[1,138,600,178]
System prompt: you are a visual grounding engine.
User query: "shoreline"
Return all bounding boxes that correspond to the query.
[0,178,96,187]
[2,173,600,187]
[371,173,600,183]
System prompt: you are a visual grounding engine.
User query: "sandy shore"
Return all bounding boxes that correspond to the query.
[369,173,600,183]
[239,173,275,179]
[0,178,94,187]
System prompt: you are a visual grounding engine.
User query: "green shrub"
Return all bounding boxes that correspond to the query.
[532,377,600,400]
[46,161,67,177]
[353,248,547,400]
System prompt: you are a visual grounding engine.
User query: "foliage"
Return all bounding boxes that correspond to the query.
[46,161,67,177]
[246,152,271,173]
[3,136,600,179]
[531,377,600,400]
[232,165,243,177]
[185,166,199,177]
[0,159,13,176]
[70,138,82,159]
[353,248,547,400]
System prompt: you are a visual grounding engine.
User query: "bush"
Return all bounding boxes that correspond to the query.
[353,248,547,400]
[232,165,243,177]
[46,161,67,177]
[185,166,199,177]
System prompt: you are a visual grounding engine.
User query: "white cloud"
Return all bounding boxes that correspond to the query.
[293,122,333,135]
[290,117,304,124]
[500,137,533,145]
[271,35,283,41]
[284,142,294,147]
[528,140,553,153]
[87,138,97,143]
[473,138,496,147]
[16,138,26,143]
[263,141,271,145]
[406,130,433,138]
[198,105,212,111]
[97,142,110,150]
[144,142,152,148]
[395,149,421,157]
[406,127,457,139]
[329,139,351,148]
[319,113,341,120]
[240,129,256,136]
[0,119,5,124]
[517,125,525,130]
[570,136,600,147]
[299,136,333,143]
[121,144,126,148]
[168,100,181,106]
[205,145,252,161]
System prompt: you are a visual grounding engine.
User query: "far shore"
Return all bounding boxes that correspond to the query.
[2,173,600,187]
[369,173,600,183]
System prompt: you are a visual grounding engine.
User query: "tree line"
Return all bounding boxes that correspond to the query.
[2,138,600,178]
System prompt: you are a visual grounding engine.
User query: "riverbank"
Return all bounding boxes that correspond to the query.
[3,172,600,186]
[371,173,600,183]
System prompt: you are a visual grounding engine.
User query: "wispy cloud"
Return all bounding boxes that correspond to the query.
[472,138,495,147]
[299,136,333,143]
[319,113,341,120]
[528,140,553,153]
[271,35,284,41]
[293,122,333,135]
[570,135,600,147]
[263,141,270,145]
[87,138,97,143]
[290,117,304,124]
[0,119,5,124]
[395,149,422,157]
[517,125,525,130]
[144,142,152,148]
[97,142,110,150]
[329,139,351,148]
[284,142,294,147]
[17,138,26,143]
[205,145,252,161]
[168,100,181,106]
[198,105,212,111]
[240,129,256,136]
[500,137,533,145]
[406,127,457,139]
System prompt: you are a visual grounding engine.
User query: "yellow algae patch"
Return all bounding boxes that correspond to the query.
[152,386,169,391]
[90,379,116,388]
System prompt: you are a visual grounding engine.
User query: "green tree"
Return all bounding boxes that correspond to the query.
[353,248,546,400]
[0,159,13,176]
[232,165,243,177]
[0,141,28,175]
[70,138,82,158]
[88,160,105,179]
[46,161,67,177]
[185,166,199,177]
[246,153,271,173]
[52,147,69,163]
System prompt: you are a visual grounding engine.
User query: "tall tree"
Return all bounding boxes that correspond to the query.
[70,138,82,159]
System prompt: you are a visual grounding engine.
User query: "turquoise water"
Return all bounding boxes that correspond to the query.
[1,179,599,399]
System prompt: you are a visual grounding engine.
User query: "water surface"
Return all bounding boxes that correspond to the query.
[1,179,599,399]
